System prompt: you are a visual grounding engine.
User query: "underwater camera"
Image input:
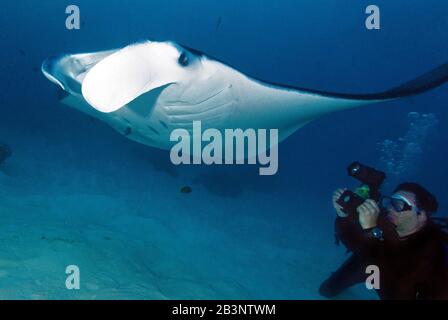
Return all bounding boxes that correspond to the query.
[336,162,386,217]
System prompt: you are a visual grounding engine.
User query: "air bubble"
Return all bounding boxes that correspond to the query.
[377,112,438,178]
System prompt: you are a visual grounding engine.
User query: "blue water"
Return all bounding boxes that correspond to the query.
[0,0,446,299]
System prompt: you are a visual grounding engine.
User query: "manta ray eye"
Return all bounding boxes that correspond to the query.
[178,52,189,66]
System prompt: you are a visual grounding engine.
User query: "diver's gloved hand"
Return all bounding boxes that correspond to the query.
[357,199,380,230]
[333,188,348,218]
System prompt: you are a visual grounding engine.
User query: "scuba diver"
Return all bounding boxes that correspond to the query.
[319,162,448,300]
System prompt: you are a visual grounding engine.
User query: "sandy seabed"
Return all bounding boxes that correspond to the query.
[0,128,375,300]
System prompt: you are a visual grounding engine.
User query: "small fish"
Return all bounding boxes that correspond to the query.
[0,144,12,165]
[180,186,192,194]
[19,49,26,56]
[215,16,222,31]
[123,126,132,136]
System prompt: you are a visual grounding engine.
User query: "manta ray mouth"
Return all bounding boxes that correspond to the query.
[41,55,83,94]
[41,50,117,96]
[41,56,65,89]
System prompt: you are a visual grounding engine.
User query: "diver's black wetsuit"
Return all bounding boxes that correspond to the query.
[319,214,448,300]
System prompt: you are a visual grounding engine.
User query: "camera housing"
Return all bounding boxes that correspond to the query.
[337,161,386,217]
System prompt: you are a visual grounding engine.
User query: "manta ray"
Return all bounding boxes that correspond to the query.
[42,40,448,151]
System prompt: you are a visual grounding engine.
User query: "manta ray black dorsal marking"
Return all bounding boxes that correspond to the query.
[254,61,448,101]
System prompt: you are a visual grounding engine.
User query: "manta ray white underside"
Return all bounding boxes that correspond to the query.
[42,40,448,151]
